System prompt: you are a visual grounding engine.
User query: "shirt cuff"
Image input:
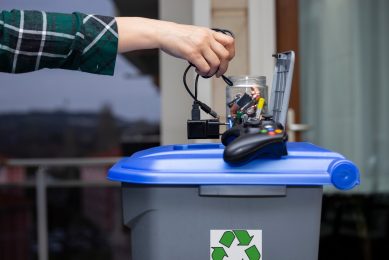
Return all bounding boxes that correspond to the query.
[76,13,118,76]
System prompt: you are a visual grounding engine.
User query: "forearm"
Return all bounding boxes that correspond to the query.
[116,17,162,53]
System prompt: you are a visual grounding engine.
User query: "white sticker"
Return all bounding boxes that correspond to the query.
[210,229,262,260]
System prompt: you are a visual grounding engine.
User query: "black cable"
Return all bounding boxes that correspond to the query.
[183,64,196,100]
[194,74,200,100]
[222,75,233,86]
[183,64,219,118]
[211,28,235,38]
[183,28,235,119]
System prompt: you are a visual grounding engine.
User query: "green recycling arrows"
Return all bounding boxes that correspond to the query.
[233,230,254,246]
[211,230,261,260]
[245,245,261,260]
[219,231,235,248]
[211,247,228,260]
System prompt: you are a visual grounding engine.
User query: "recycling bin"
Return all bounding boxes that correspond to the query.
[108,142,359,260]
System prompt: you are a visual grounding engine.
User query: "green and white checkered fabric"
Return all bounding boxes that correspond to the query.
[0,10,118,75]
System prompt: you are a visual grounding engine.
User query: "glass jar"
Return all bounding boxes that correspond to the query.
[226,76,268,128]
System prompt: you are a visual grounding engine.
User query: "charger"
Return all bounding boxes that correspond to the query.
[187,101,220,139]
[187,119,220,139]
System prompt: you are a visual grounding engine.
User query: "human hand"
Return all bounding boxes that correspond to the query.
[116,17,235,78]
[157,22,235,77]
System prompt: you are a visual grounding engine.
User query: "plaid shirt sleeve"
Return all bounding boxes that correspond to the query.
[0,10,118,75]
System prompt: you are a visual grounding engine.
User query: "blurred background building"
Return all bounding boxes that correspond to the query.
[0,0,388,260]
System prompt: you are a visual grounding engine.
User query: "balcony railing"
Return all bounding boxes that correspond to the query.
[0,157,122,260]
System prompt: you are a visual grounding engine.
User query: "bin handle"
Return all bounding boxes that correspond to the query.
[199,185,286,197]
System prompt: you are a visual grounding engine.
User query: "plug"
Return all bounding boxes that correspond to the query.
[198,101,218,118]
[191,102,201,120]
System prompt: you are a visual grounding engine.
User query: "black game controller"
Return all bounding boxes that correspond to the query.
[221,115,288,164]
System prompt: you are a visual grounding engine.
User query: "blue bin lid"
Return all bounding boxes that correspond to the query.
[108,142,360,190]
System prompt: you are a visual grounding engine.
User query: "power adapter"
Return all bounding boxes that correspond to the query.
[187,119,220,139]
[187,101,221,139]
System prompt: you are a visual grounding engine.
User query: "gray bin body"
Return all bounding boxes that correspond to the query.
[122,184,323,260]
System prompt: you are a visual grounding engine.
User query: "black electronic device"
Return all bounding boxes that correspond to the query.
[221,115,288,165]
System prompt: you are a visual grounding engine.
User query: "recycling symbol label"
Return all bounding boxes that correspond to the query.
[210,230,262,260]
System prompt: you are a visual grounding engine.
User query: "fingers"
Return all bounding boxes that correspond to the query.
[192,31,235,77]
[209,31,235,77]
[210,40,230,77]
[158,23,235,77]
[202,47,221,77]
[191,55,210,76]
[213,31,235,60]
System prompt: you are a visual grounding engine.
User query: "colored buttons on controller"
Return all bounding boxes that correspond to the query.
[268,131,276,136]
[275,129,283,134]
[260,129,268,134]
